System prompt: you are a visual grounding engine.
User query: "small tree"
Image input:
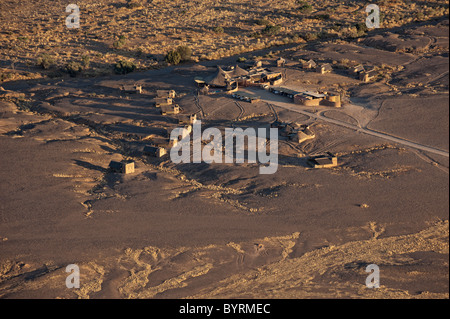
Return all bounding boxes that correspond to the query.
[81,55,90,69]
[165,50,181,65]
[213,26,224,33]
[65,61,82,77]
[176,45,192,61]
[113,35,127,49]
[114,60,136,74]
[36,53,55,69]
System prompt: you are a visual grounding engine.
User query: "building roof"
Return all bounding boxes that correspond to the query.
[320,63,333,71]
[271,87,301,96]
[156,90,175,97]
[232,65,249,77]
[233,91,261,100]
[160,104,179,112]
[302,91,326,98]
[206,66,231,87]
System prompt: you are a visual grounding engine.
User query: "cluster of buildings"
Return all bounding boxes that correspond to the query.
[349,64,378,82]
[269,86,341,108]
[146,90,198,158]
[271,121,316,144]
[301,58,378,82]
[198,62,284,95]
[154,90,180,115]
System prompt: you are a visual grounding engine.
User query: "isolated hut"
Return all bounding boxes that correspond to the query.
[143,145,167,158]
[308,152,338,168]
[277,57,286,67]
[302,59,317,69]
[350,64,365,75]
[109,160,135,174]
[316,63,333,74]
[359,70,378,82]
[122,84,142,94]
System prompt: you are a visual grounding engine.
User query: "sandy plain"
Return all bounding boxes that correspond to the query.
[0,1,448,299]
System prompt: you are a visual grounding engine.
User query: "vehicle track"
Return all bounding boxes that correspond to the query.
[265,99,449,158]
[234,101,245,121]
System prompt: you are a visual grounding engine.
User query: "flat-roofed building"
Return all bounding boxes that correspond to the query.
[316,63,333,74]
[307,152,338,168]
[143,145,167,158]
[160,104,180,115]
[154,97,173,107]
[156,90,176,98]
[277,57,286,67]
[302,59,317,69]
[359,70,378,82]
[350,64,365,75]
[109,160,135,174]
[122,84,142,94]
[178,113,197,125]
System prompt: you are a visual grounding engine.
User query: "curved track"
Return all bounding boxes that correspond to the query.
[264,99,449,158]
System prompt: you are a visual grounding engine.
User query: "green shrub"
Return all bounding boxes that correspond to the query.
[176,45,192,61]
[213,26,224,33]
[81,55,90,69]
[355,22,369,36]
[313,14,330,20]
[302,32,319,41]
[65,61,82,77]
[113,35,127,49]
[114,60,136,74]
[127,0,141,9]
[165,50,182,65]
[255,19,271,26]
[262,25,281,36]
[298,2,313,14]
[36,53,55,69]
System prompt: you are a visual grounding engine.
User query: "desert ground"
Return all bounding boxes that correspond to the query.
[0,1,448,299]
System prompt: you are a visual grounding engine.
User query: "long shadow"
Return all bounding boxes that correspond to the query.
[73,159,107,173]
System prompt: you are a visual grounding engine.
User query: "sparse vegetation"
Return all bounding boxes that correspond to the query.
[255,19,271,26]
[1,0,448,77]
[126,0,142,9]
[113,35,127,49]
[302,32,319,42]
[81,55,90,69]
[213,26,224,33]
[165,46,192,65]
[313,14,330,20]
[176,45,192,61]
[65,61,82,77]
[114,60,136,74]
[165,50,182,65]
[36,53,55,70]
[262,25,282,36]
[297,2,313,14]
